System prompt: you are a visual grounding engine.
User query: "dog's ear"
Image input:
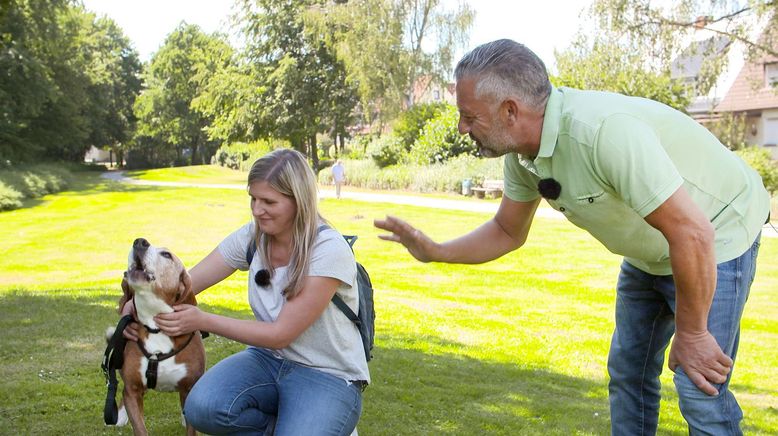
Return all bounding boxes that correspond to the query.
[118,275,133,314]
[176,269,197,306]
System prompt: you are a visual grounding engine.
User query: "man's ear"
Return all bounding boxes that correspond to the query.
[118,275,132,314]
[501,99,520,124]
[176,270,197,306]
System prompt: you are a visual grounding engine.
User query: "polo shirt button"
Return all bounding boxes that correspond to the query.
[588,197,594,203]
[559,207,566,212]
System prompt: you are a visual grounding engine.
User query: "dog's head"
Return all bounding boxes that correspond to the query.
[119,238,194,311]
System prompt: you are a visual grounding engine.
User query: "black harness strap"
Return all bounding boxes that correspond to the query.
[138,332,196,390]
[101,315,135,425]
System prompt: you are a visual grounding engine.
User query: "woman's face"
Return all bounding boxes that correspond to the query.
[249,181,297,239]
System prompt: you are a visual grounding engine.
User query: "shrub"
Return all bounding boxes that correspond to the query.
[0,180,23,211]
[407,105,478,165]
[367,135,406,168]
[393,102,447,149]
[211,139,288,171]
[317,155,503,193]
[735,146,778,194]
[0,164,73,211]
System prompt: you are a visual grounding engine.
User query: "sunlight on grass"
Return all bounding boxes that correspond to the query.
[1,168,776,435]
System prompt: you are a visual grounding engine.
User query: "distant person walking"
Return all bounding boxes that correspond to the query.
[332,159,346,199]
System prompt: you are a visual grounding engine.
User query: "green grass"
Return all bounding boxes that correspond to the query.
[1,168,776,435]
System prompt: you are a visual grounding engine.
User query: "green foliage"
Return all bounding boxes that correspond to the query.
[368,135,407,168]
[211,139,289,171]
[0,163,73,211]
[318,155,503,193]
[0,2,141,164]
[392,102,447,149]
[736,147,778,194]
[554,37,690,111]
[133,24,233,167]
[407,105,478,165]
[707,113,749,150]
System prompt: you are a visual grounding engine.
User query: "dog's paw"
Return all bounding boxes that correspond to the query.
[105,326,116,342]
[115,405,128,427]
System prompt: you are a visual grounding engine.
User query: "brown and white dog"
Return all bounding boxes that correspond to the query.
[107,237,205,436]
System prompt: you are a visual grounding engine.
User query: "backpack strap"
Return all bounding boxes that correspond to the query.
[245,225,360,327]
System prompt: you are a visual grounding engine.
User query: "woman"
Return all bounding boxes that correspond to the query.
[128,149,368,435]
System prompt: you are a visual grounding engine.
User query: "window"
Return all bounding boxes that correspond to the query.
[433,90,440,101]
[766,63,778,88]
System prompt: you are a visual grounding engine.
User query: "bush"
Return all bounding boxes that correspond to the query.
[367,135,406,168]
[317,155,503,193]
[735,146,778,194]
[0,164,73,211]
[393,102,447,149]
[407,105,478,165]
[211,139,289,171]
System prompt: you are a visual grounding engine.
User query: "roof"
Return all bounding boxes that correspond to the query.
[715,54,778,112]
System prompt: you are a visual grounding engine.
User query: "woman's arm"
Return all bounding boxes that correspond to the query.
[154,275,340,349]
[189,248,237,294]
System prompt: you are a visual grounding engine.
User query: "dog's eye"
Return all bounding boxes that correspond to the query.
[161,252,173,259]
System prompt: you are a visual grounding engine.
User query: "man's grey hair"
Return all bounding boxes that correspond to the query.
[454,39,551,110]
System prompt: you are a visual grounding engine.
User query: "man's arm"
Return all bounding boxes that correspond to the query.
[643,186,732,395]
[374,196,540,264]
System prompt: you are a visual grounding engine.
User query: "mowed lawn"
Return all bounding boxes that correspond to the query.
[0,168,776,435]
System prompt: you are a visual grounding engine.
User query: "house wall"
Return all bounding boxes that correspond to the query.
[762,108,778,159]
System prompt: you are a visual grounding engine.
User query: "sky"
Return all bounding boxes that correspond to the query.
[81,0,592,72]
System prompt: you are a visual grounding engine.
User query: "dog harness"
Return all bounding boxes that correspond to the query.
[101,315,134,425]
[138,331,195,390]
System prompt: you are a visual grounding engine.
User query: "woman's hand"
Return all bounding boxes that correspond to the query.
[120,299,140,342]
[154,305,205,337]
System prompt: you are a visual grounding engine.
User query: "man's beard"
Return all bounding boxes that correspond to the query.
[470,121,514,158]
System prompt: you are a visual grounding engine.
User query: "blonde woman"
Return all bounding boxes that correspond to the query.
[132,149,368,434]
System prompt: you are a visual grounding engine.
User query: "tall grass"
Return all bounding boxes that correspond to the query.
[0,169,776,435]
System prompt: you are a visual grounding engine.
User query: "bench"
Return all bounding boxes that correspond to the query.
[471,179,504,199]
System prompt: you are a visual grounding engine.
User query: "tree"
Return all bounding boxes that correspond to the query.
[309,0,474,131]
[232,0,359,170]
[583,0,778,94]
[133,24,234,166]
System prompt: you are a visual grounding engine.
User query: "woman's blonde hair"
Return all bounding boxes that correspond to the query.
[248,149,325,298]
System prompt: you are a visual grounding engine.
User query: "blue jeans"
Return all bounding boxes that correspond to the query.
[608,236,760,435]
[184,347,362,435]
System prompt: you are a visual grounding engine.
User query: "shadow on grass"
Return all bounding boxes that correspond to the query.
[0,289,771,435]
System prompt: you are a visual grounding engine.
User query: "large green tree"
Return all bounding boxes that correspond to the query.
[309,0,474,131]
[230,0,359,169]
[133,24,234,166]
[0,1,141,163]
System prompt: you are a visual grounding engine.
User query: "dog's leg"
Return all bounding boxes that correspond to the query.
[123,385,148,436]
[179,390,197,436]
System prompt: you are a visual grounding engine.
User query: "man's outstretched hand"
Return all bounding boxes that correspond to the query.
[374,215,438,263]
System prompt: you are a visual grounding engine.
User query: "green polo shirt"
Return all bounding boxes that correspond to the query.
[505,86,770,275]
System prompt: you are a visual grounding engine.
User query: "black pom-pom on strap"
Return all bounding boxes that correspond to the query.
[255,269,271,287]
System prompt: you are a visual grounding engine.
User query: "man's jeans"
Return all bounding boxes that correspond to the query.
[184,347,362,435]
[608,236,761,435]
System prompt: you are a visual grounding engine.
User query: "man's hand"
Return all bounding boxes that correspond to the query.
[668,330,732,396]
[154,304,203,337]
[374,215,439,262]
[120,299,140,342]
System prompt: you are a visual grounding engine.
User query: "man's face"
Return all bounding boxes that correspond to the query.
[456,77,516,158]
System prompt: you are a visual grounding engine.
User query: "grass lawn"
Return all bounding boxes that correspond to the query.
[0,168,776,435]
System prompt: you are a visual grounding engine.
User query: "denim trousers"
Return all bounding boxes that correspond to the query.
[183,347,362,435]
[608,236,760,435]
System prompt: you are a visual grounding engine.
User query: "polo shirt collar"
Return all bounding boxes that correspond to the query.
[537,85,562,159]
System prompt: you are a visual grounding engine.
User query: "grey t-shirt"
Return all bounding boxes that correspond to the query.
[218,222,370,383]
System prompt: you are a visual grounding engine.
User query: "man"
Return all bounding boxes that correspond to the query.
[332,159,346,199]
[374,39,769,434]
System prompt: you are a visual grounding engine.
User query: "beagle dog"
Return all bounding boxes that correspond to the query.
[108,238,205,436]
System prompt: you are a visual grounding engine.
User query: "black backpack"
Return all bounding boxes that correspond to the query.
[245,226,375,362]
